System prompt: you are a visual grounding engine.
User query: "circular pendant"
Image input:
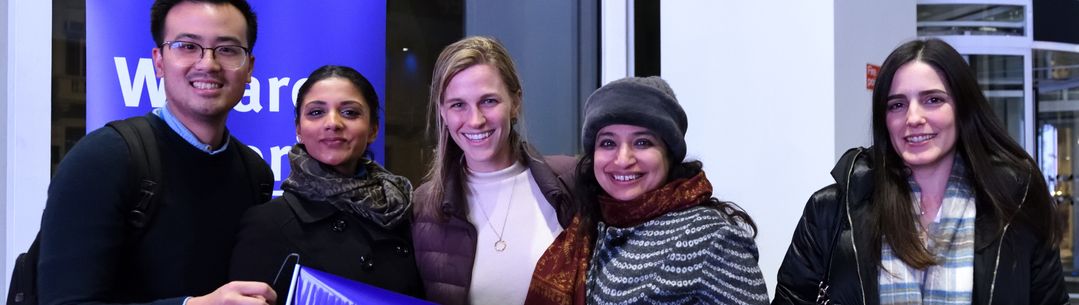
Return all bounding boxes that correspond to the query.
[494,240,507,252]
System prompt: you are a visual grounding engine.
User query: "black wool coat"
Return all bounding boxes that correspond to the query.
[229,192,424,299]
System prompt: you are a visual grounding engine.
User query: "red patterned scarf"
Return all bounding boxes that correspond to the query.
[524,214,591,305]
[600,172,711,228]
[523,172,711,305]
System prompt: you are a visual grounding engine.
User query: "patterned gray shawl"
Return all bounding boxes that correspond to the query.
[281,145,413,229]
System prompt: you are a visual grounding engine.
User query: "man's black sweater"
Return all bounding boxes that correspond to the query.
[39,114,272,305]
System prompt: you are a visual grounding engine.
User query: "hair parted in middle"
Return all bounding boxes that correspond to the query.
[868,38,1063,269]
[293,65,381,128]
[421,36,527,216]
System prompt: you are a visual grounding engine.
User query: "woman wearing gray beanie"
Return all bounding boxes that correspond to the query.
[410,36,579,305]
[566,76,770,304]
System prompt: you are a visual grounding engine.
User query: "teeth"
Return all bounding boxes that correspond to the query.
[463,131,493,141]
[906,134,935,143]
[192,81,222,89]
[613,174,641,181]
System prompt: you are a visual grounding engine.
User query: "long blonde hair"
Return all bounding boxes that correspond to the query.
[422,36,527,216]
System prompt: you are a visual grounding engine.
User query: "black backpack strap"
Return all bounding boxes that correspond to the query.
[107,116,163,232]
[7,232,41,305]
[6,117,163,305]
[231,136,273,204]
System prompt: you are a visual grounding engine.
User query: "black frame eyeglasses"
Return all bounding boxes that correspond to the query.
[160,41,250,70]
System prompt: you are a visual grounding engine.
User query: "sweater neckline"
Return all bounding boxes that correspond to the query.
[466,161,526,185]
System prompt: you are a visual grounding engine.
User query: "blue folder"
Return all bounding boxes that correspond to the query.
[283,264,434,305]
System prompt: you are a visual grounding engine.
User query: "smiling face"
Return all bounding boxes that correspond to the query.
[152,1,253,123]
[592,124,670,201]
[440,64,518,172]
[296,77,378,175]
[885,61,958,173]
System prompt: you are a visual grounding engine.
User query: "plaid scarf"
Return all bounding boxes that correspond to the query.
[879,159,975,305]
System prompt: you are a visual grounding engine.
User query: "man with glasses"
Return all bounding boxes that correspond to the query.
[38,1,276,304]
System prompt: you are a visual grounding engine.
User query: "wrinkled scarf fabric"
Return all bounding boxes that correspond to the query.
[523,172,712,305]
[525,215,591,305]
[879,158,975,305]
[281,145,413,229]
[599,172,712,228]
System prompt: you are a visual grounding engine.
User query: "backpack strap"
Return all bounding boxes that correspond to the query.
[8,118,161,305]
[106,116,163,232]
[231,136,273,204]
[7,232,41,305]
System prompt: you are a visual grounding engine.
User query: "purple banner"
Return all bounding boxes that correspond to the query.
[287,265,434,305]
[87,0,386,194]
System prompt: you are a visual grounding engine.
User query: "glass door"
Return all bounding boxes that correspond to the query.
[1036,49,1079,273]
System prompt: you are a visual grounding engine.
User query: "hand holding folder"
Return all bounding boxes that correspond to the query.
[282,264,434,305]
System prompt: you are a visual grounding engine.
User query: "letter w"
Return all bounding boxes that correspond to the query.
[115,57,166,108]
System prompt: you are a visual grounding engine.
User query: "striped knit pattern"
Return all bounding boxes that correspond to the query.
[585,206,769,305]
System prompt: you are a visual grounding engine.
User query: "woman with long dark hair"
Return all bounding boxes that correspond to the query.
[773,39,1067,304]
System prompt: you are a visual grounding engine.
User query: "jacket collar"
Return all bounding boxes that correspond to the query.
[519,143,575,226]
[439,142,575,226]
[831,147,877,303]
[831,147,874,207]
[282,192,404,243]
[284,192,336,223]
[832,147,1032,303]
[831,148,1024,250]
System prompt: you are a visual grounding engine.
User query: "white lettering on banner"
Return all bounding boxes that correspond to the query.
[269,77,290,112]
[246,144,293,182]
[271,145,291,181]
[292,78,308,107]
[112,57,303,112]
[236,78,262,112]
[115,57,165,108]
[247,145,265,159]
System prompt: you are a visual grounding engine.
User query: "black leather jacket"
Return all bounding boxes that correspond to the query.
[772,147,1068,305]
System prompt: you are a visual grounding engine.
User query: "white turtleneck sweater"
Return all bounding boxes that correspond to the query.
[465,161,563,305]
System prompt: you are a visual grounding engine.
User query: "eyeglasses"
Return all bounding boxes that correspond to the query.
[160,41,250,70]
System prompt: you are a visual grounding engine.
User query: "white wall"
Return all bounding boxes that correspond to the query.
[3,1,52,299]
[834,0,916,157]
[662,0,914,295]
[661,1,837,294]
[601,0,629,84]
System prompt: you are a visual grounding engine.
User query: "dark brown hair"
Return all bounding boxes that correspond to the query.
[869,39,1063,268]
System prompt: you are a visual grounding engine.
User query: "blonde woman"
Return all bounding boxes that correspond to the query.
[411,36,577,305]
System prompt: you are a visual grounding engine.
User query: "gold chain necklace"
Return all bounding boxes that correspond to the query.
[476,173,519,252]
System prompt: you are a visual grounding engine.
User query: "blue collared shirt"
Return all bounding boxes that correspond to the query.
[152,106,230,155]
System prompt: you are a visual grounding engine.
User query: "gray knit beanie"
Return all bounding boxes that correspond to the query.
[581,76,688,163]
